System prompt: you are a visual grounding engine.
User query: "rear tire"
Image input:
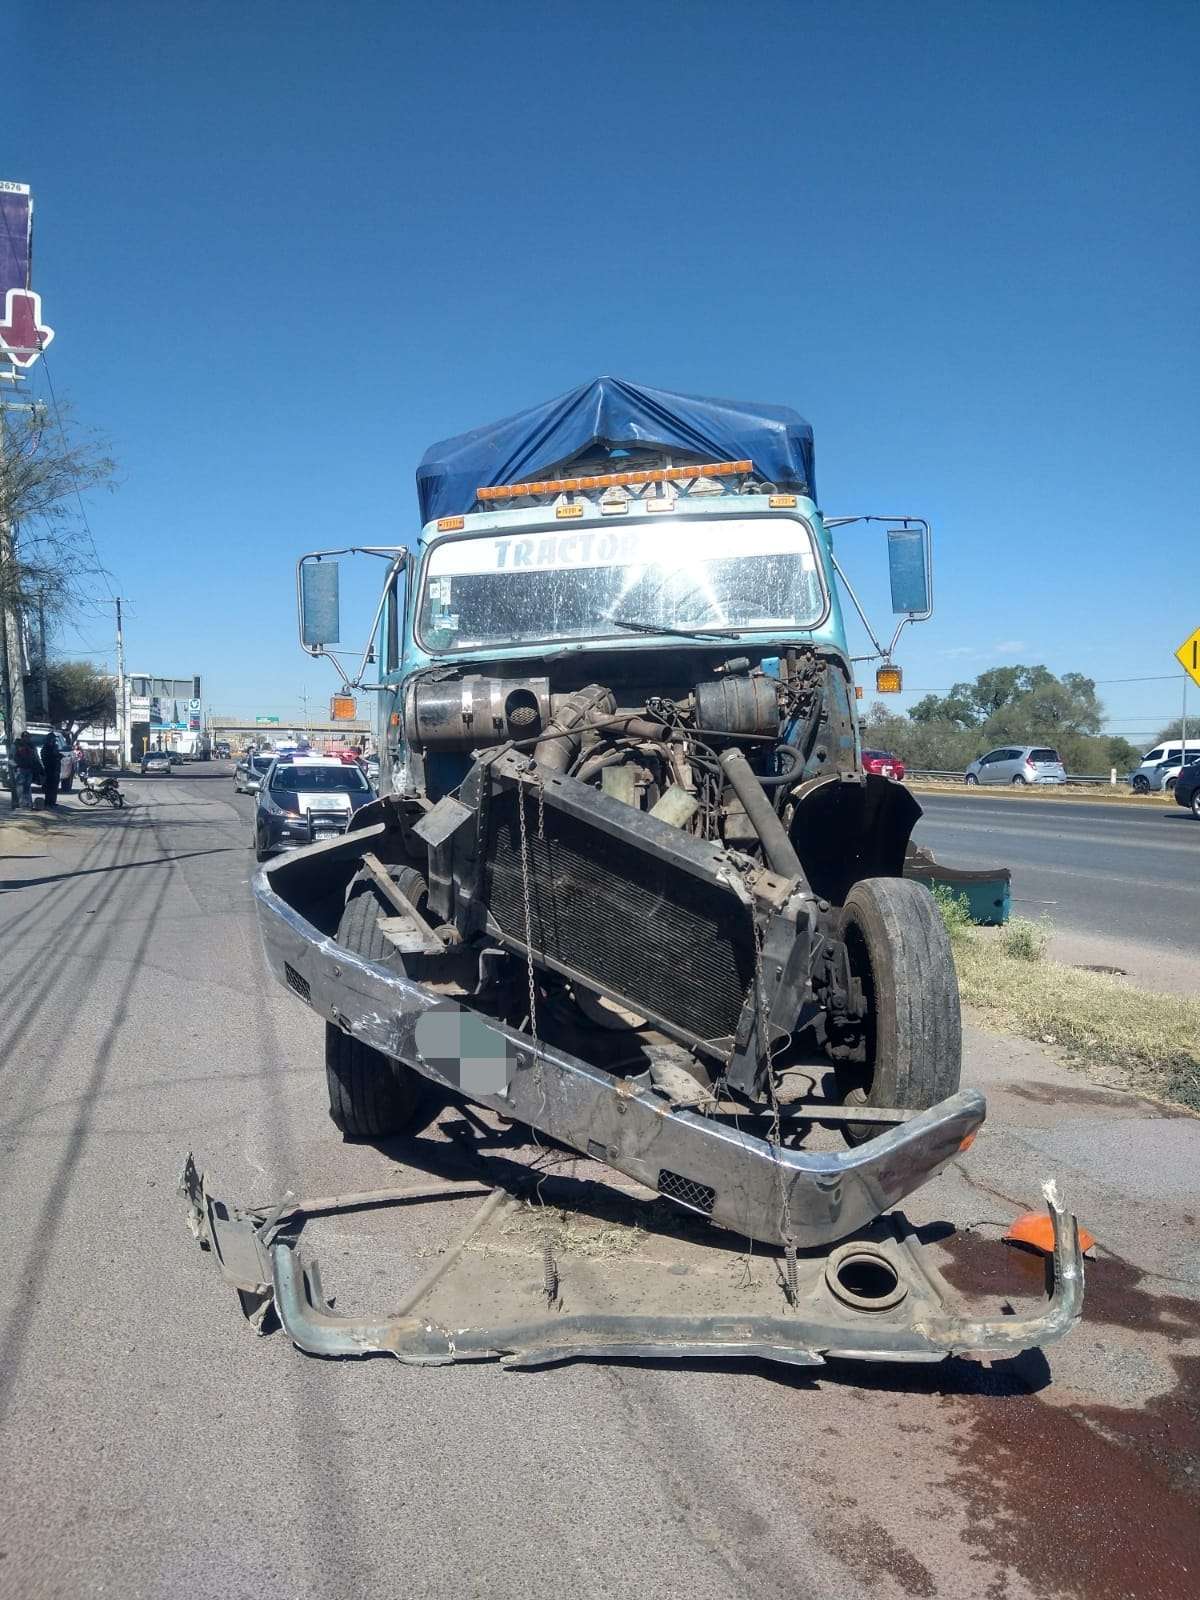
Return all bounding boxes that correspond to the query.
[834,877,962,1144]
[1164,777,1176,795]
[324,870,424,1138]
[1011,775,1027,785]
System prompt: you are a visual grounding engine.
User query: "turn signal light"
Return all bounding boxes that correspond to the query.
[476,460,753,502]
[876,665,903,694]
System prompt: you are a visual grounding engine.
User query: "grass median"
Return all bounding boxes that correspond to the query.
[932,889,1200,1112]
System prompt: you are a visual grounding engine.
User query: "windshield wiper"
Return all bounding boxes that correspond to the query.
[609,617,741,641]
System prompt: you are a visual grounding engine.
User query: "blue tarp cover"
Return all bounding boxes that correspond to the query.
[416,376,815,524]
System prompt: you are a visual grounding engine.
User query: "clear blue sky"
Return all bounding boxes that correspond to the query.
[13,0,1199,744]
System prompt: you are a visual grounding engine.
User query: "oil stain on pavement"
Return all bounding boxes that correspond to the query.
[941,1231,1200,1600]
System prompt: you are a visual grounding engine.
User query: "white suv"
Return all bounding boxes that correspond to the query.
[1129,741,1200,794]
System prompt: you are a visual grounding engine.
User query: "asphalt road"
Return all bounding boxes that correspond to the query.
[2,766,1198,1600]
[912,791,1197,956]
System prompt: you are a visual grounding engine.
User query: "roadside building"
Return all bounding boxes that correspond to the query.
[126,673,209,760]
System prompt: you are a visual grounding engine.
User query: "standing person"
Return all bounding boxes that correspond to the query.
[74,742,89,784]
[40,729,63,809]
[11,731,41,809]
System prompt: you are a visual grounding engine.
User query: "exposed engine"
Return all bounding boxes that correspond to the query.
[401,647,848,858]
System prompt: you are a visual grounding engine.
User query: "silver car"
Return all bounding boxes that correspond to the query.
[233,753,274,794]
[965,745,1067,786]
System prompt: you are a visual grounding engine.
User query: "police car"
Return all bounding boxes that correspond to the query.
[252,754,373,862]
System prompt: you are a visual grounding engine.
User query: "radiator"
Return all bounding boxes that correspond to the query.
[481,782,755,1054]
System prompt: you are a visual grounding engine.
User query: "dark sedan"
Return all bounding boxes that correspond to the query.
[1173,758,1200,819]
[253,756,374,861]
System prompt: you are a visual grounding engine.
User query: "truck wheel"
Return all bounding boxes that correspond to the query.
[324,872,423,1138]
[835,877,962,1144]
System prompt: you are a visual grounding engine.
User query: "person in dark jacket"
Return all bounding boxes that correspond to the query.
[11,731,42,809]
[41,730,63,809]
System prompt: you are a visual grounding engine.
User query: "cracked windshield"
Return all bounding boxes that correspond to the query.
[418,516,824,648]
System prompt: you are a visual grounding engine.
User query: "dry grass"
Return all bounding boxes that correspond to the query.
[952,936,1200,1111]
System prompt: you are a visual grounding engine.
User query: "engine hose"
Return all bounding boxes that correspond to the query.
[718,748,804,879]
[532,684,616,772]
[752,745,804,787]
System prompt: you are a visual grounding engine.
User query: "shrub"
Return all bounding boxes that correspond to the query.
[1001,917,1049,963]
[929,884,974,943]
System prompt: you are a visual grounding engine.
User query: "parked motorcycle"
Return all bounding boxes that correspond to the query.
[78,774,126,809]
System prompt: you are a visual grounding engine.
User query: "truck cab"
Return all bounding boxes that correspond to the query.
[377,475,858,810]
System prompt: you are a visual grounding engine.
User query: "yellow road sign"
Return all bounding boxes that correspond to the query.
[1176,628,1200,689]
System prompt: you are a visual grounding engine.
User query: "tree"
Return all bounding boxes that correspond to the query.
[0,401,116,737]
[1155,718,1197,745]
[860,666,1124,775]
[46,660,116,738]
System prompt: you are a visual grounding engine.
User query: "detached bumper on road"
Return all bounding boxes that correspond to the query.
[182,1155,1085,1369]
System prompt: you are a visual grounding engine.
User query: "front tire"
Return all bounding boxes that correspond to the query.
[834,877,962,1144]
[324,870,423,1138]
[964,773,978,786]
[1132,775,1150,794]
[78,786,100,807]
[1191,792,1200,819]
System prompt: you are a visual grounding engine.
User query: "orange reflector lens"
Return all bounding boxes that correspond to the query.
[436,516,464,531]
[1005,1211,1095,1255]
[855,685,864,700]
[477,460,753,502]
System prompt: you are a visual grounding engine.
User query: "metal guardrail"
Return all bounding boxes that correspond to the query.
[907,768,1132,786]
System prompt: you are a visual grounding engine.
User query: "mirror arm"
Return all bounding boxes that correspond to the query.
[826,547,888,660]
[823,515,934,662]
[297,548,408,690]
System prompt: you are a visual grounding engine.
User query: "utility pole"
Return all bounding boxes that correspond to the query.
[36,589,49,720]
[0,406,28,741]
[114,596,128,770]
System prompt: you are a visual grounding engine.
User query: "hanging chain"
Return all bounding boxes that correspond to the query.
[516,767,540,1042]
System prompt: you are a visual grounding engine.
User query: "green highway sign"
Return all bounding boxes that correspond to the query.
[255,715,281,725]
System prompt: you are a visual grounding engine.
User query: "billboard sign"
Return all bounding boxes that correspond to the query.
[0,182,52,368]
[0,182,31,296]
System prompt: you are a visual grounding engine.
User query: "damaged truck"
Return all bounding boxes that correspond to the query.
[194,377,1083,1366]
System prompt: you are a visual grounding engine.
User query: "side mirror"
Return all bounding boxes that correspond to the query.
[887,526,932,617]
[299,559,341,651]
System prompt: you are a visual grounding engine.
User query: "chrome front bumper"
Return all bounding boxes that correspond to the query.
[254,834,984,1251]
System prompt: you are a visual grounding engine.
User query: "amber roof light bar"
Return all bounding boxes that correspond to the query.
[476,459,754,503]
